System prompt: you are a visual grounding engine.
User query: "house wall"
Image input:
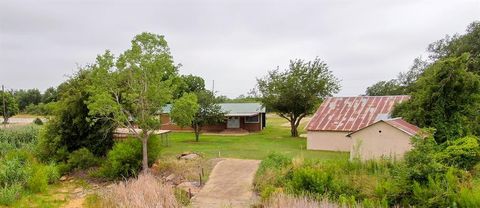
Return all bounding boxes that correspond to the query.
[307,131,351,152]
[239,116,262,132]
[160,114,263,132]
[349,122,413,160]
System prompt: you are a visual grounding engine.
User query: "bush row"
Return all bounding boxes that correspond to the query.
[255,135,480,207]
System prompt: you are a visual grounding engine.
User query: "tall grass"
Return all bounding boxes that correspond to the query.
[99,173,179,208]
[0,125,39,157]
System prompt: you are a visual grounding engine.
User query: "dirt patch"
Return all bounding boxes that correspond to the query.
[191,158,261,208]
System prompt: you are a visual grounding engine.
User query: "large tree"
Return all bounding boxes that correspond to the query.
[0,91,18,124]
[36,69,115,162]
[42,87,58,103]
[171,90,225,142]
[176,75,205,96]
[87,32,181,172]
[257,58,340,137]
[365,57,429,96]
[393,54,480,142]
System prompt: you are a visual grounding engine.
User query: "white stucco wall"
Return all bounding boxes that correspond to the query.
[307,131,351,152]
[349,122,413,160]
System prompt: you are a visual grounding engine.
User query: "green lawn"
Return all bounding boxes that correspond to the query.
[159,114,348,160]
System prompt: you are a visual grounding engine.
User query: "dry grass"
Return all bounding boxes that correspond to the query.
[99,173,179,208]
[152,157,222,183]
[263,194,345,208]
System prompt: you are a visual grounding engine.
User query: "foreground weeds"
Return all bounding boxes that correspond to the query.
[96,173,179,208]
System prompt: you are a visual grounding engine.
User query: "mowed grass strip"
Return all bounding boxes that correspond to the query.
[159,114,348,160]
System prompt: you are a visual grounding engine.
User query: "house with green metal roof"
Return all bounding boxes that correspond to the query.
[160,103,266,133]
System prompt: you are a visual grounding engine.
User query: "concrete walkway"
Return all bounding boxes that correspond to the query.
[191,158,261,208]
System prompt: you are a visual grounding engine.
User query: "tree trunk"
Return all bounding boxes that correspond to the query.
[194,124,200,142]
[290,120,299,137]
[141,135,149,173]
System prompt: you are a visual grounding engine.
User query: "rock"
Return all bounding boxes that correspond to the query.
[178,153,201,160]
[60,176,67,181]
[165,174,176,181]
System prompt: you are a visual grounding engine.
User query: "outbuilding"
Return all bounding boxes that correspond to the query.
[347,118,420,160]
[306,96,410,151]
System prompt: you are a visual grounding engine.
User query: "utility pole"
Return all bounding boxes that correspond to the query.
[212,80,215,96]
[2,85,6,127]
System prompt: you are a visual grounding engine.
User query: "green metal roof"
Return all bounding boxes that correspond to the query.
[162,103,265,116]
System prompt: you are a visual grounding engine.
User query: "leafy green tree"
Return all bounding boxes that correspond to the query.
[0,91,19,123]
[36,69,115,162]
[365,79,403,96]
[173,90,225,142]
[427,21,480,73]
[14,89,42,111]
[42,87,58,103]
[86,32,180,172]
[393,54,480,142]
[174,74,205,99]
[170,92,199,130]
[365,57,428,96]
[257,58,340,137]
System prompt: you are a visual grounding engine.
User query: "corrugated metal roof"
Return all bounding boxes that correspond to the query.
[346,118,420,137]
[307,96,410,132]
[162,103,265,116]
[384,118,420,136]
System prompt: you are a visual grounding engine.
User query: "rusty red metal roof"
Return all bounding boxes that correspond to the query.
[346,118,420,137]
[307,96,410,132]
[384,118,420,136]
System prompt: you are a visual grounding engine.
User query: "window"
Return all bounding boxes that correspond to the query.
[245,115,260,123]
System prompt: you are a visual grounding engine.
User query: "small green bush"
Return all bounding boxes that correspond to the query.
[97,139,142,179]
[254,153,291,199]
[27,164,49,193]
[44,163,60,184]
[97,136,161,179]
[0,183,22,206]
[67,148,99,171]
[33,118,43,125]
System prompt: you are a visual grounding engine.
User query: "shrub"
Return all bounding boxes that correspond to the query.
[36,125,69,163]
[438,136,480,170]
[255,153,291,199]
[97,136,161,179]
[27,164,49,193]
[404,136,445,182]
[97,139,143,179]
[33,118,43,125]
[0,183,22,206]
[67,147,99,171]
[410,168,460,207]
[44,163,60,184]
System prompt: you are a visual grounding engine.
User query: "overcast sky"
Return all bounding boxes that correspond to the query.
[1,0,479,98]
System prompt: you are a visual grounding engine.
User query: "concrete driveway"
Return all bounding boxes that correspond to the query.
[191,158,261,208]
